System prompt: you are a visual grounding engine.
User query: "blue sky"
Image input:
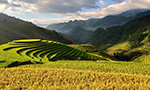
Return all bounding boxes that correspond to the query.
[0,0,150,27]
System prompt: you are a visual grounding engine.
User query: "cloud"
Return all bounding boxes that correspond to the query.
[112,0,125,3]
[8,3,21,7]
[27,0,150,27]
[30,15,87,26]
[12,0,100,14]
[0,0,8,4]
[1,0,150,27]
[79,0,150,18]
[100,1,109,5]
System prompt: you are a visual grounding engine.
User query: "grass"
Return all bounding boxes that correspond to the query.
[133,53,150,64]
[1,68,150,90]
[1,39,108,62]
[105,42,131,55]
[16,61,150,76]
[68,44,98,52]
[1,39,150,89]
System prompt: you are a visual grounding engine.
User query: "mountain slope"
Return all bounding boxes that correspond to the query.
[66,27,93,43]
[87,15,150,49]
[119,9,148,16]
[0,14,72,44]
[0,13,33,25]
[47,9,149,33]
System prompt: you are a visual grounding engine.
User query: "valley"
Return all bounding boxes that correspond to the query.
[0,8,150,89]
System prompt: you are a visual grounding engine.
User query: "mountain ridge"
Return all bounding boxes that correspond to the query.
[87,15,150,49]
[0,13,72,44]
[47,9,150,34]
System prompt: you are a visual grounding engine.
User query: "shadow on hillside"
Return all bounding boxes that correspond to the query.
[0,60,5,63]
[6,60,43,68]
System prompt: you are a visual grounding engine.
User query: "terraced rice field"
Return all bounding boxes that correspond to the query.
[2,39,108,63]
[68,44,98,52]
[0,39,150,89]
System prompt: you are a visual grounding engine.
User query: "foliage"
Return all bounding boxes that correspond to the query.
[2,39,109,63]
[114,51,142,61]
[16,61,150,76]
[128,28,147,48]
[133,53,150,64]
[1,68,150,89]
[68,44,98,52]
[106,42,131,55]
[65,26,93,43]
[0,18,72,45]
[147,25,150,41]
[88,15,150,49]
[47,10,150,34]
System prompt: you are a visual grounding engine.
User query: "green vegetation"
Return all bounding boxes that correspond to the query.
[47,10,150,34]
[0,18,72,45]
[88,15,150,49]
[134,53,150,64]
[1,10,150,90]
[1,39,150,89]
[66,26,93,43]
[68,44,98,52]
[106,42,130,55]
[0,39,109,67]
[16,61,150,75]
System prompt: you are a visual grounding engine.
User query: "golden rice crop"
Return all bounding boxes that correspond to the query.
[0,68,150,90]
[134,54,150,64]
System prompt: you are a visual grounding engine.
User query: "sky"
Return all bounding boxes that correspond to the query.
[0,0,150,27]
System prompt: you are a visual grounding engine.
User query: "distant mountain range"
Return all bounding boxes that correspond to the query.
[47,9,149,34]
[87,15,150,49]
[65,27,93,43]
[47,9,150,44]
[0,13,72,44]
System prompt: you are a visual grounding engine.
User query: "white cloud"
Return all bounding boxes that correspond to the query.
[26,0,150,27]
[100,1,108,5]
[0,0,8,4]
[79,0,150,18]
[112,0,125,3]
[30,15,87,27]
[8,0,99,14]
[1,0,150,27]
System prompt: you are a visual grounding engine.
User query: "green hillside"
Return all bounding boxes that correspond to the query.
[47,9,150,33]
[0,39,111,67]
[0,19,71,44]
[88,15,150,49]
[66,27,93,43]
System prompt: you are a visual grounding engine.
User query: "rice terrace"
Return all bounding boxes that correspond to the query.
[0,39,150,89]
[1,0,150,89]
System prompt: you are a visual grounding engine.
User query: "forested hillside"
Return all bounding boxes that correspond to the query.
[87,15,150,49]
[0,14,72,44]
[66,27,93,43]
[47,9,150,33]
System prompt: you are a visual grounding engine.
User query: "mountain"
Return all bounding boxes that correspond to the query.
[0,13,33,25]
[65,27,93,43]
[0,13,72,44]
[87,15,150,50]
[47,20,95,34]
[119,9,148,16]
[47,9,149,34]
[93,9,150,29]
[86,18,101,22]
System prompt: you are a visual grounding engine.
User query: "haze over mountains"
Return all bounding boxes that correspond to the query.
[0,8,150,52]
[0,13,72,44]
[46,9,150,45]
[47,9,149,34]
[88,15,150,49]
